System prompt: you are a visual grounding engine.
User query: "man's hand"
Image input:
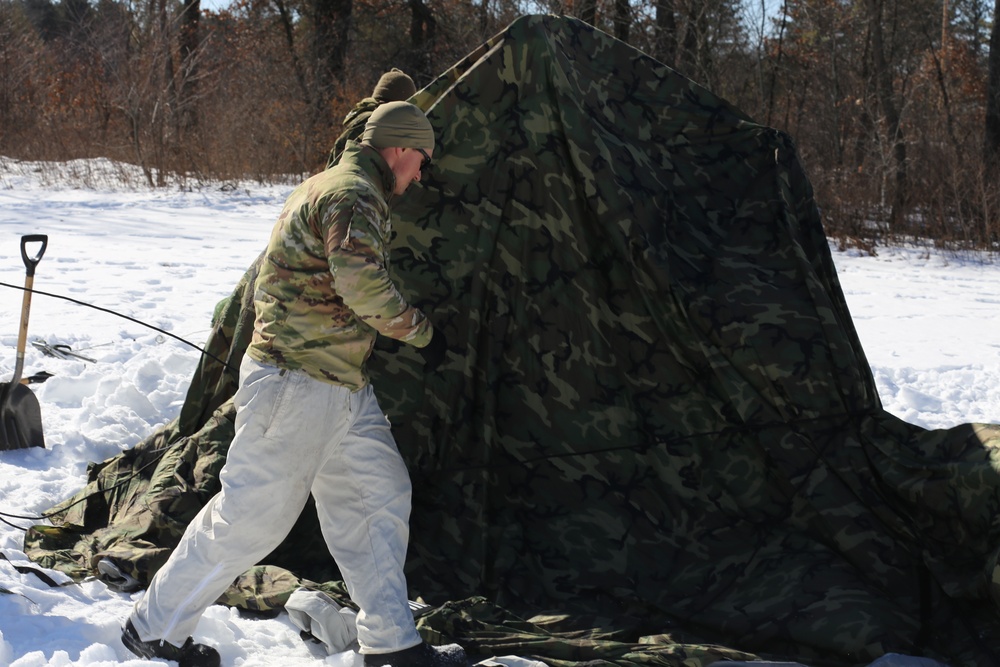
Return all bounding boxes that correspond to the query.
[419,327,448,371]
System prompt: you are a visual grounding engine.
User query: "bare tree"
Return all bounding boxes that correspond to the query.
[409,0,436,79]
[156,0,178,175]
[178,0,201,132]
[273,0,313,114]
[762,0,788,127]
[985,0,1000,168]
[312,0,353,110]
[613,0,630,43]
[654,0,678,64]
[0,2,44,154]
[863,0,907,228]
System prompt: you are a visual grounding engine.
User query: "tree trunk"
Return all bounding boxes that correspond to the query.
[157,0,174,185]
[312,0,353,115]
[927,32,959,150]
[478,0,491,36]
[985,0,1000,168]
[613,0,630,43]
[274,0,312,114]
[653,0,677,65]
[763,0,788,127]
[409,0,436,79]
[864,0,906,228]
[676,1,710,83]
[178,0,200,132]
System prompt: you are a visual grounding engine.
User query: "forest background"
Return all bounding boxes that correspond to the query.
[2,0,1000,252]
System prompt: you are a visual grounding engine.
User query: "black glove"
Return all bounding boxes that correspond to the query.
[418,327,448,371]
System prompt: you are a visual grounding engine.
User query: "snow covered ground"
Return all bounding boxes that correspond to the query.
[0,157,997,666]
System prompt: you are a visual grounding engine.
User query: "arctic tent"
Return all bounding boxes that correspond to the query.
[23,14,1000,667]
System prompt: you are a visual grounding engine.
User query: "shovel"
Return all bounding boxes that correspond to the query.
[0,234,48,450]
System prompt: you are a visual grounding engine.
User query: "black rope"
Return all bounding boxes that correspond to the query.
[0,280,238,527]
[0,281,239,380]
[0,514,29,531]
[0,551,78,588]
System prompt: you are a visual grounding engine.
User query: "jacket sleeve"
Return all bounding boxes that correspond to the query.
[323,193,433,347]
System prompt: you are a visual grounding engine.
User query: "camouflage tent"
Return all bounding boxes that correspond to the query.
[23,14,1000,667]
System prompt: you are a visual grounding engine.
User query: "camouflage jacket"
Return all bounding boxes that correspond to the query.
[326,98,380,169]
[247,141,433,390]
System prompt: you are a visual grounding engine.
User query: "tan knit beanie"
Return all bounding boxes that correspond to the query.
[361,101,435,151]
[372,69,417,103]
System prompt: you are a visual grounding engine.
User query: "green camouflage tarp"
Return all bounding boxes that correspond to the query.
[23,14,1000,667]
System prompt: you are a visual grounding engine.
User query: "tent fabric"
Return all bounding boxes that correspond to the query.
[23,14,1000,667]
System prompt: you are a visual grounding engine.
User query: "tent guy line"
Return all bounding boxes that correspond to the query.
[0,280,239,380]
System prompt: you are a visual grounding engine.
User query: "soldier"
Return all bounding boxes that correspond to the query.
[121,101,464,667]
[327,68,418,169]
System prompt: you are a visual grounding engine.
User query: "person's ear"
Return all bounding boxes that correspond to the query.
[379,146,402,167]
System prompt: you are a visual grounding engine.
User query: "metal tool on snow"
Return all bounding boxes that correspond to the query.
[31,340,97,363]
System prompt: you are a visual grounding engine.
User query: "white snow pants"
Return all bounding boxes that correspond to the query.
[130,356,422,655]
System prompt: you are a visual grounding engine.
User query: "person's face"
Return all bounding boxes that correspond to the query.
[392,146,433,196]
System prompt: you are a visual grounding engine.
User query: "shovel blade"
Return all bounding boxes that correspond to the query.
[0,382,45,450]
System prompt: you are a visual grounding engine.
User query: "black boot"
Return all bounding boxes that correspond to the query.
[121,619,221,667]
[363,641,467,667]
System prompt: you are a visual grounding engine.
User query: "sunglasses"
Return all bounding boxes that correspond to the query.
[416,148,432,171]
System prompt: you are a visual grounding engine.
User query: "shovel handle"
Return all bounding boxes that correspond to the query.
[12,234,46,385]
[21,235,47,278]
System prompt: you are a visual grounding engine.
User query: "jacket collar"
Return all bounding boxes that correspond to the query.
[341,141,396,200]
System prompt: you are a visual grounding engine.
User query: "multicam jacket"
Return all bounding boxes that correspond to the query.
[247,141,433,390]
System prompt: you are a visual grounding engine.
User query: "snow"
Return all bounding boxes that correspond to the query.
[0,156,997,666]
[834,246,1000,428]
